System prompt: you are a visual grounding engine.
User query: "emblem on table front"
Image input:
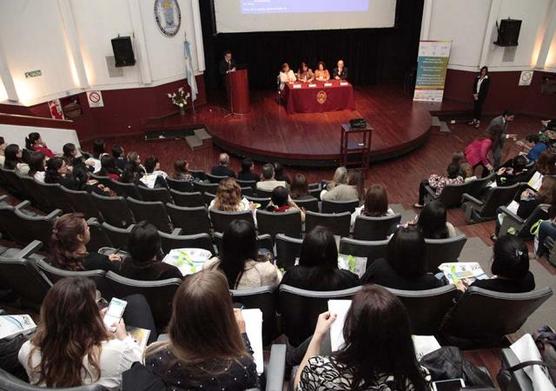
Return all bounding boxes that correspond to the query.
[316,90,327,104]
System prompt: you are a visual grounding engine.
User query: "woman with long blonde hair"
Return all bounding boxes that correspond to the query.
[210,177,251,211]
[145,271,258,389]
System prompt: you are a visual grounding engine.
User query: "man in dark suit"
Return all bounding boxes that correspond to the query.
[211,153,236,178]
[487,110,516,168]
[332,59,349,81]
[218,50,237,79]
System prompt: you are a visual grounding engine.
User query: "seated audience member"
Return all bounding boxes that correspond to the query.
[278,62,297,91]
[536,203,556,256]
[464,133,495,177]
[120,152,145,184]
[542,119,556,131]
[172,159,194,182]
[519,134,548,162]
[3,144,30,175]
[290,173,312,200]
[211,153,236,178]
[119,221,182,280]
[145,271,258,390]
[273,161,291,184]
[495,154,530,187]
[25,132,54,158]
[111,145,127,171]
[139,156,168,189]
[62,143,79,167]
[98,155,120,181]
[361,226,444,290]
[209,178,252,212]
[238,158,259,182]
[0,137,5,167]
[314,61,330,82]
[416,200,456,239]
[352,184,395,226]
[85,139,106,173]
[324,166,348,192]
[460,162,477,182]
[256,163,287,193]
[281,226,359,291]
[18,278,142,388]
[266,186,305,221]
[468,235,535,293]
[294,285,431,391]
[28,151,46,183]
[49,213,121,272]
[321,170,364,202]
[536,150,556,176]
[204,220,281,289]
[414,162,463,208]
[44,157,82,190]
[332,59,349,81]
[296,62,314,83]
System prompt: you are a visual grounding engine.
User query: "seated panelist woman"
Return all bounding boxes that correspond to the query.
[278,63,297,91]
[332,59,349,81]
[297,62,314,83]
[314,61,330,82]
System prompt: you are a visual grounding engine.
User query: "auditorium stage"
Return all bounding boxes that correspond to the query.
[149,84,443,168]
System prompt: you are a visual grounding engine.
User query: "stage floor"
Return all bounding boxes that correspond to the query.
[151,84,444,167]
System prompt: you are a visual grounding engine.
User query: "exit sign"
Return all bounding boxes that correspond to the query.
[24,70,42,78]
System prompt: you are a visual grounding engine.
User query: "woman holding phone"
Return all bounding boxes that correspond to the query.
[18,277,142,388]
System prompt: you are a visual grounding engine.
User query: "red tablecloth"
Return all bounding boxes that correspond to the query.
[283,81,355,114]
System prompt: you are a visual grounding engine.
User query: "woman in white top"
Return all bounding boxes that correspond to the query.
[3,144,30,175]
[19,277,142,389]
[351,184,395,227]
[203,219,282,289]
[28,151,46,183]
[278,63,297,91]
[209,177,253,212]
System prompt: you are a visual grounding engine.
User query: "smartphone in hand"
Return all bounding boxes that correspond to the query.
[103,298,127,331]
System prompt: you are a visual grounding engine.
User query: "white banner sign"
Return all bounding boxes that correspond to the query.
[413,40,451,102]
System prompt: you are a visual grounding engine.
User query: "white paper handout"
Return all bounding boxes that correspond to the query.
[0,314,36,339]
[162,248,212,277]
[412,335,441,360]
[506,200,520,215]
[328,299,352,351]
[510,334,556,391]
[242,309,264,374]
[438,262,489,285]
[528,171,544,192]
[338,254,367,278]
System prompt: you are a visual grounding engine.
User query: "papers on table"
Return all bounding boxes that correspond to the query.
[338,254,367,278]
[438,262,488,285]
[528,171,543,192]
[162,248,212,277]
[328,300,351,352]
[242,309,264,374]
[510,334,556,391]
[0,314,36,339]
[412,335,441,360]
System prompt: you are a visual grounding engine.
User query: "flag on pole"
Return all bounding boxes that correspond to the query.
[184,40,198,101]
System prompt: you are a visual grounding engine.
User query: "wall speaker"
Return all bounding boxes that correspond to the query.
[111,36,136,67]
[495,19,522,47]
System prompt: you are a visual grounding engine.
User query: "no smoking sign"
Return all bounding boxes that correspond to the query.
[86,90,104,108]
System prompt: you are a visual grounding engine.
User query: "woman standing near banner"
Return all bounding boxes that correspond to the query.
[468,66,490,129]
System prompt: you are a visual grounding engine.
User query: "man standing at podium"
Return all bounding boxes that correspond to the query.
[219,50,237,78]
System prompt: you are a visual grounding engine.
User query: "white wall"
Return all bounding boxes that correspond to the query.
[423,0,556,72]
[0,123,81,154]
[0,0,205,105]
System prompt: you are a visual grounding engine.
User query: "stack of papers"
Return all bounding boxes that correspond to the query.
[0,315,36,339]
[162,248,212,277]
[242,309,264,374]
[438,262,489,285]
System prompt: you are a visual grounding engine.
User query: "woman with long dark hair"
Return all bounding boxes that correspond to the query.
[145,271,258,390]
[416,200,455,239]
[49,213,121,272]
[3,144,30,175]
[98,155,120,181]
[44,157,81,190]
[18,277,142,388]
[468,66,490,129]
[295,285,430,390]
[25,132,54,158]
[281,226,359,290]
[204,220,281,289]
[28,151,46,182]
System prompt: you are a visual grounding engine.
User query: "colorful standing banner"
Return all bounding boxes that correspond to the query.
[413,40,452,102]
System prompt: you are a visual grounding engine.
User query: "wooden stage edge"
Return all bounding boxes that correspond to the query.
[198,85,453,168]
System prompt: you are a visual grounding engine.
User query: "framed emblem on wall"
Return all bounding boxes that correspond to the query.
[154,0,181,37]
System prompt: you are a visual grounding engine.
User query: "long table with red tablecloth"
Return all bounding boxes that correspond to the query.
[283,80,355,114]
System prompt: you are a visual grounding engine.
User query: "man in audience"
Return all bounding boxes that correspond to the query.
[111,144,127,171]
[140,156,168,188]
[211,153,236,178]
[238,158,259,182]
[256,163,287,193]
[487,110,516,168]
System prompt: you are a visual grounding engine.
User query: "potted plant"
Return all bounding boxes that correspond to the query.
[167,87,190,115]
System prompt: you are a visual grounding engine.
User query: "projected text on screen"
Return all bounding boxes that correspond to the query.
[241,0,370,14]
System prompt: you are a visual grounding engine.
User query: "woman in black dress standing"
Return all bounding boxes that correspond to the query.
[469,66,490,129]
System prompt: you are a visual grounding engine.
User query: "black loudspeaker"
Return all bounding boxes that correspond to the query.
[111,36,136,67]
[495,19,522,47]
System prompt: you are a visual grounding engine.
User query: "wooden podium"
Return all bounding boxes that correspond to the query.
[226,69,250,114]
[340,123,372,173]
